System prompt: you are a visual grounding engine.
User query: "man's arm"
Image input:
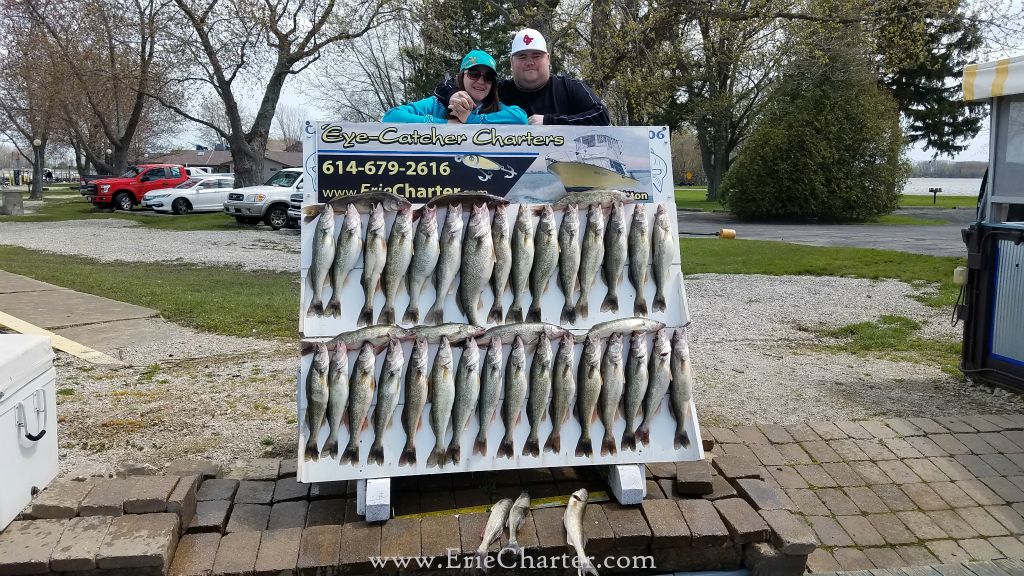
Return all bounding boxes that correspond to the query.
[432,77,459,107]
[543,77,611,126]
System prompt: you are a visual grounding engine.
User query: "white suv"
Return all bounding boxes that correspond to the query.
[223,168,303,230]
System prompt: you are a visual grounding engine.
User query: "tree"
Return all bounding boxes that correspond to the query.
[153,0,391,186]
[273,104,305,149]
[720,25,909,221]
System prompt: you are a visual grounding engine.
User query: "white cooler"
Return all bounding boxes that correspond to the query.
[0,335,58,529]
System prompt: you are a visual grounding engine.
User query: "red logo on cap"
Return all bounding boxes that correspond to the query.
[523,34,534,45]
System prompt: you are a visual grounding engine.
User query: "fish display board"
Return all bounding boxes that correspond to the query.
[296,122,703,483]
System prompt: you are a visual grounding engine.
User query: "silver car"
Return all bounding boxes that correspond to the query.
[142,175,235,214]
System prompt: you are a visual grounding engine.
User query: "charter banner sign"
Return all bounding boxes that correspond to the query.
[306,122,672,204]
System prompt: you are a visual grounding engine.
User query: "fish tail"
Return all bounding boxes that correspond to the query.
[357,303,373,327]
[652,291,666,313]
[633,296,647,317]
[367,442,384,466]
[601,433,618,456]
[574,435,593,458]
[426,445,447,468]
[339,443,360,466]
[543,431,560,454]
[675,428,690,450]
[600,290,618,313]
[522,435,540,457]
[507,301,523,324]
[560,303,576,325]
[472,433,488,456]
[496,435,514,459]
[306,296,322,317]
[398,443,417,467]
[636,425,651,447]
[622,430,637,451]
[303,437,320,462]
[402,305,419,325]
[320,437,339,460]
[579,556,599,576]
[377,304,395,326]
[425,304,443,325]
[446,440,462,465]
[575,296,588,321]
[487,300,504,324]
[526,304,541,323]
[323,297,341,318]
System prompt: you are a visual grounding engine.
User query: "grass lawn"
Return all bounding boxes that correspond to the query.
[0,196,245,231]
[871,214,947,226]
[900,194,977,209]
[0,246,298,339]
[681,238,963,307]
[675,187,978,212]
[818,315,962,377]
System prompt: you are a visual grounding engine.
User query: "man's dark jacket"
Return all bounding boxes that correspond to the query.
[434,75,610,126]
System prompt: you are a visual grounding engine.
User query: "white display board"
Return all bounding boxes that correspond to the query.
[296,123,703,483]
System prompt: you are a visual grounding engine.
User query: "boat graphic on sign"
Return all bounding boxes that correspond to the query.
[545,134,642,191]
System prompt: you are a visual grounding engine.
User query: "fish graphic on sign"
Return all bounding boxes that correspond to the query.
[454,154,517,182]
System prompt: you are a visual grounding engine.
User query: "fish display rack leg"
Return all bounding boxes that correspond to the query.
[356,478,391,522]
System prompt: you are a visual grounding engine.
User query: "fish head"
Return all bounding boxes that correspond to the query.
[493,203,507,228]
[583,334,601,359]
[358,341,376,365]
[368,203,385,231]
[318,203,335,233]
[420,205,437,230]
[564,203,578,221]
[463,337,480,364]
[587,203,605,231]
[343,204,361,232]
[313,342,330,371]
[654,328,672,357]
[330,342,348,370]
[606,332,623,359]
[672,329,690,357]
[655,204,671,229]
[437,337,453,366]
[469,203,490,236]
[511,334,526,357]
[559,332,575,353]
[632,203,647,222]
[630,331,648,359]
[446,203,463,223]
[570,488,589,503]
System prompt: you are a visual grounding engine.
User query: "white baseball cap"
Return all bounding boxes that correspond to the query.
[511,28,547,55]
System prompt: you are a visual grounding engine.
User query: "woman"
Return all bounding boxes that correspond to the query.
[383,50,527,124]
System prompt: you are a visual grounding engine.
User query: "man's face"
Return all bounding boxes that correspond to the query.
[511,50,550,90]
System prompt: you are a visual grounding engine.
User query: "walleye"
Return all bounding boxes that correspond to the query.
[424,190,509,209]
[599,333,625,456]
[403,205,440,324]
[410,323,485,345]
[340,342,377,465]
[378,204,414,325]
[670,329,694,449]
[320,344,349,460]
[636,329,671,447]
[488,204,512,324]
[477,498,514,567]
[473,337,503,456]
[627,204,650,316]
[575,335,603,457]
[507,204,535,323]
[427,336,456,467]
[357,203,388,327]
[306,203,336,317]
[585,317,665,341]
[326,325,411,351]
[527,205,558,322]
[553,189,631,210]
[564,489,599,576]
[303,343,330,461]
[426,204,464,324]
[503,491,531,555]
[600,201,627,313]
[621,332,649,451]
[557,204,581,324]
[368,338,404,465]
[399,337,429,466]
[523,334,552,457]
[324,204,362,318]
[575,204,605,320]
[651,204,675,313]
[315,191,411,213]
[448,337,481,464]
[496,335,528,459]
[459,203,495,326]
[481,322,570,346]
[544,333,576,454]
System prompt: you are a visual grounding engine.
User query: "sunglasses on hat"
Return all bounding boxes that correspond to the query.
[464,69,495,82]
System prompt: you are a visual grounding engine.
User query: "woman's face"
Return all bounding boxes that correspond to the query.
[462,66,495,103]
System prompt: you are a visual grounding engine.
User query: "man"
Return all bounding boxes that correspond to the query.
[440,28,610,126]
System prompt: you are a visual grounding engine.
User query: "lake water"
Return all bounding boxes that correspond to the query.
[903,177,982,196]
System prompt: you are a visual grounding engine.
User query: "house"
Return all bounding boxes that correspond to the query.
[143,149,302,183]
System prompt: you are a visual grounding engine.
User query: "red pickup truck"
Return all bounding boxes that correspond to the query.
[87,164,189,211]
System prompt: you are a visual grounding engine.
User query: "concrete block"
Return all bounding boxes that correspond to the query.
[212,530,261,576]
[226,504,270,533]
[743,542,808,576]
[305,499,346,527]
[381,517,420,557]
[581,503,616,557]
[677,498,729,547]
[640,499,689,548]
[28,480,93,519]
[713,455,760,479]
[164,459,222,480]
[308,481,347,500]
[168,532,221,576]
[166,475,200,532]
[49,515,112,572]
[95,513,179,571]
[197,479,239,502]
[605,464,645,505]
[254,528,301,576]
[295,525,341,574]
[273,477,310,503]
[0,518,68,576]
[713,498,769,543]
[188,500,231,534]
[339,521,381,573]
[734,478,793,511]
[235,481,275,505]
[602,503,652,552]
[80,478,134,517]
[268,501,308,530]
[758,509,816,554]
[278,459,298,479]
[125,475,181,514]
[419,514,460,558]
[357,478,391,522]
[675,460,713,495]
[226,459,281,481]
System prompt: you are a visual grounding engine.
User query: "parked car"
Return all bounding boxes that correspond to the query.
[223,168,303,230]
[184,167,212,177]
[287,192,303,228]
[141,174,236,214]
[87,164,190,210]
[78,174,112,197]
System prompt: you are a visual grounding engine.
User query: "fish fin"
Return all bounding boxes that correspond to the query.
[676,429,690,450]
[302,204,323,218]
[473,435,488,456]
[591,411,600,423]
[574,435,593,458]
[425,304,443,325]
[320,438,338,460]
[377,305,395,326]
[367,443,384,466]
[304,437,320,462]
[599,291,618,313]
[339,444,360,466]
[306,297,322,317]
[575,297,588,321]
[526,305,541,322]
[501,542,522,557]
[652,293,666,313]
[579,556,599,576]
[636,425,651,447]
[446,441,462,465]
[487,300,503,324]
[496,436,514,459]
[323,297,341,318]
[401,305,419,325]
[621,431,637,451]
[399,444,417,467]
[426,446,447,468]
[633,297,647,317]
[560,303,575,325]
[543,432,560,454]
[522,436,539,457]
[506,304,522,324]
[601,434,617,456]
[357,303,373,327]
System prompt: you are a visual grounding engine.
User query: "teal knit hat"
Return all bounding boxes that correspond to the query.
[460,50,497,72]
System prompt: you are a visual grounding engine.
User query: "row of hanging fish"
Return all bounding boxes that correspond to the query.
[301,317,694,467]
[303,189,677,327]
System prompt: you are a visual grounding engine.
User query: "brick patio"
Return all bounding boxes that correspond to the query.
[6,414,1024,575]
